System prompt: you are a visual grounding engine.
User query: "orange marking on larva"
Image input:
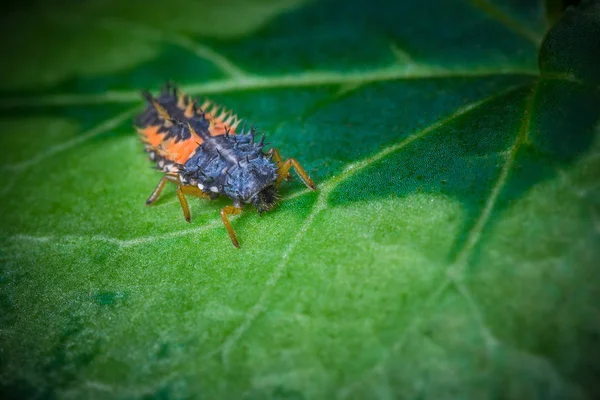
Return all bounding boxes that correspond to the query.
[200,99,212,110]
[184,98,195,118]
[164,137,201,164]
[153,100,171,121]
[153,122,209,164]
[204,106,239,136]
[141,125,164,147]
[177,92,186,110]
[209,121,235,136]
[207,106,219,119]
[209,122,226,136]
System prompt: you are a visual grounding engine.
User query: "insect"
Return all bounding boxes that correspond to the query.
[135,83,317,247]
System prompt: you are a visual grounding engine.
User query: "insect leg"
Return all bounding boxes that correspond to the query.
[276,156,316,190]
[146,176,168,205]
[180,185,212,199]
[220,205,243,248]
[266,148,291,181]
[176,185,192,222]
[162,176,211,223]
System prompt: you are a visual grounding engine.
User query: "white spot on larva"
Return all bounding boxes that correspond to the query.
[198,183,204,190]
[210,186,219,193]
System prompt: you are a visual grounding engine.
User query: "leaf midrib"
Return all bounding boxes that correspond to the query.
[0,67,538,109]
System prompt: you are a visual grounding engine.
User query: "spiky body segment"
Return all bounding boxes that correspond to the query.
[135,83,317,247]
[135,84,241,173]
[180,132,278,206]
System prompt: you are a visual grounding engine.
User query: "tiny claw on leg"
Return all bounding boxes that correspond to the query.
[220,205,243,248]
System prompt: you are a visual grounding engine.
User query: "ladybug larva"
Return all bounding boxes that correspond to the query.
[135,83,317,247]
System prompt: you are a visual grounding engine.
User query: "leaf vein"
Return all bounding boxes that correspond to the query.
[449,82,537,274]
[339,82,536,395]
[0,68,537,109]
[97,18,249,79]
[219,191,328,367]
[468,0,544,45]
[3,106,139,172]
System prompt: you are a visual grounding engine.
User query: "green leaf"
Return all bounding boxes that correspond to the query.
[1,0,599,399]
[0,0,307,91]
[539,0,600,85]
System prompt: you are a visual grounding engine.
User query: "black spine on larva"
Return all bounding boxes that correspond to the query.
[136,84,211,143]
[181,128,278,208]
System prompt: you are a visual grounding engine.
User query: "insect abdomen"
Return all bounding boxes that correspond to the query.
[135,84,241,171]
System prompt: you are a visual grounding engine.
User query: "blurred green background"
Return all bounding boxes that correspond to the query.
[0,0,599,399]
